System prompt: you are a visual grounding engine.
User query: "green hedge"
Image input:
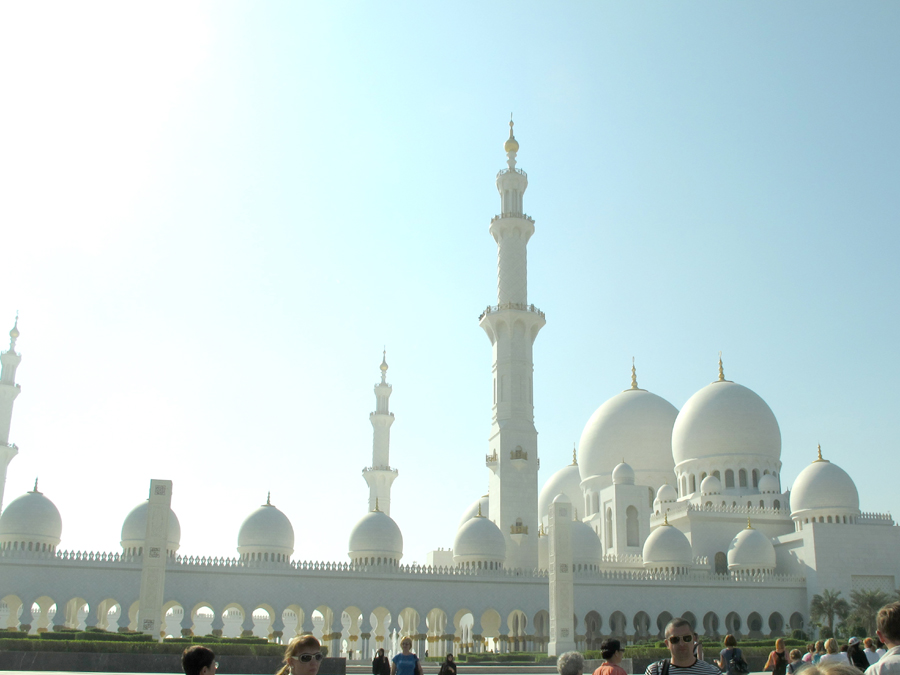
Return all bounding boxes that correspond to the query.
[0,638,285,657]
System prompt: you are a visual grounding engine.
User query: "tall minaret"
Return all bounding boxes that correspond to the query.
[0,316,22,514]
[479,121,545,569]
[362,351,398,516]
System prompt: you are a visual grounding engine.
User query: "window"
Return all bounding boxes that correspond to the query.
[690,475,696,492]
[605,508,613,549]
[626,506,639,547]
[739,469,747,487]
[725,469,735,488]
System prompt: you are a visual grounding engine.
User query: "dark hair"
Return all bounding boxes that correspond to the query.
[665,617,693,636]
[277,635,321,675]
[601,639,621,660]
[182,646,215,675]
[724,634,737,648]
[878,602,900,643]
[790,650,802,661]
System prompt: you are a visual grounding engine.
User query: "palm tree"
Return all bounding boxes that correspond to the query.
[849,589,891,637]
[810,589,851,637]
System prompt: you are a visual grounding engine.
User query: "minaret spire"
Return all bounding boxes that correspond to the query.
[0,315,23,514]
[717,352,726,382]
[480,121,545,569]
[362,351,398,515]
[631,357,638,390]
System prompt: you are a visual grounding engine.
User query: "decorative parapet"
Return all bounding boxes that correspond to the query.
[656,502,789,521]
[510,447,528,461]
[858,511,894,525]
[510,523,528,535]
[362,465,398,475]
[485,451,498,466]
[496,168,528,180]
[479,303,545,321]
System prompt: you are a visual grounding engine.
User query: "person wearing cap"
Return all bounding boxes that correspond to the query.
[866,602,900,675]
[849,638,870,671]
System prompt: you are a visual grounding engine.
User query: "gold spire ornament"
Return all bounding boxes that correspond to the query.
[266,492,271,505]
[813,444,827,462]
[374,498,380,512]
[477,502,484,517]
[747,517,752,529]
[718,352,725,382]
[571,444,578,465]
[504,116,519,154]
[664,512,669,525]
[631,357,638,389]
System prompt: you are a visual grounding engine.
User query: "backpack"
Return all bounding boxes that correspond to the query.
[731,648,750,674]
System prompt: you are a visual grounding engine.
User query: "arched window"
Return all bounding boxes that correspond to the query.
[714,552,727,575]
[827,515,833,523]
[725,470,735,488]
[690,475,696,493]
[774,499,781,510]
[626,506,639,547]
[760,500,765,508]
[752,469,759,487]
[713,470,721,480]
[681,475,687,496]
[701,472,707,482]
[605,508,613,549]
[739,469,747,487]
[592,492,599,514]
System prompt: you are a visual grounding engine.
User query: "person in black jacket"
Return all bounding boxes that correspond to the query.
[847,638,870,672]
[373,649,390,675]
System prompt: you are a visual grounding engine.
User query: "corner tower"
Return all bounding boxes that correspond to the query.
[0,317,22,514]
[479,121,545,569]
[362,352,398,515]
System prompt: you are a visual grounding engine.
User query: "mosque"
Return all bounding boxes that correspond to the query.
[0,123,898,658]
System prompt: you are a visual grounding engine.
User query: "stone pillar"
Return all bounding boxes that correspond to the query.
[180,607,193,637]
[548,494,575,656]
[211,608,225,637]
[137,479,173,640]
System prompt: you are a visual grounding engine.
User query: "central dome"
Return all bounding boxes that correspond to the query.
[579,388,678,488]
[348,509,403,565]
[121,500,181,555]
[672,380,781,466]
[453,514,506,565]
[539,463,582,524]
[237,499,295,558]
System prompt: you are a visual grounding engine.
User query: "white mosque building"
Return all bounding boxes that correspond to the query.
[1,123,898,657]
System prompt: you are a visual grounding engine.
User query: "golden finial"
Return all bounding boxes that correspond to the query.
[374,497,381,512]
[539,522,545,536]
[663,512,669,525]
[266,491,271,506]
[504,115,519,154]
[813,443,828,463]
[747,517,752,529]
[9,312,19,340]
[31,477,38,493]
[571,444,578,465]
[717,352,725,382]
[477,502,484,517]
[631,357,639,389]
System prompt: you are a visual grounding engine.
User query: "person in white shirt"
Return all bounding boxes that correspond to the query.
[866,602,900,675]
[820,639,850,665]
[865,639,881,666]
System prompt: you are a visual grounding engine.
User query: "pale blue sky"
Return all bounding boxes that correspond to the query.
[1,1,897,563]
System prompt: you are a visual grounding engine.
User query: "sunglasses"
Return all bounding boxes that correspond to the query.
[292,653,324,663]
[667,635,694,644]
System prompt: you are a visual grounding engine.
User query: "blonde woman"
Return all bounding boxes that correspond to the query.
[765,638,789,675]
[277,635,324,675]
[391,636,423,675]
[820,638,850,665]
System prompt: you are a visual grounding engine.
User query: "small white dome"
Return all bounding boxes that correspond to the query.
[758,473,779,494]
[672,380,781,466]
[539,463,582,522]
[571,519,602,565]
[700,474,722,495]
[348,509,403,563]
[612,461,635,485]
[579,388,678,489]
[656,483,677,503]
[0,488,62,549]
[237,498,295,558]
[458,495,489,529]
[727,524,776,571]
[642,522,692,569]
[790,454,859,519]
[453,514,505,566]
[120,500,181,554]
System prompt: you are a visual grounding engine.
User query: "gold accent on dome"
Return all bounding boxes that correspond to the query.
[10,313,19,340]
[374,498,381,512]
[813,443,828,463]
[663,512,669,526]
[476,502,484,518]
[718,352,725,382]
[747,517,752,529]
[266,492,271,506]
[380,349,388,372]
[504,117,519,154]
[631,357,638,389]
[571,444,577,465]
[30,477,39,494]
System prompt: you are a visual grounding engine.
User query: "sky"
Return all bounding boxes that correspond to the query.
[0,1,898,565]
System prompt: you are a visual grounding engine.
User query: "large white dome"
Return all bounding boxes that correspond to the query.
[453,513,505,566]
[348,509,403,564]
[790,452,859,519]
[539,462,582,523]
[727,524,776,572]
[0,487,62,551]
[571,518,602,567]
[458,495,489,529]
[642,522,692,570]
[672,379,781,466]
[120,500,181,555]
[237,498,295,559]
[579,387,678,487]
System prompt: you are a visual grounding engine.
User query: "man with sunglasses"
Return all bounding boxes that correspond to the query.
[644,618,721,675]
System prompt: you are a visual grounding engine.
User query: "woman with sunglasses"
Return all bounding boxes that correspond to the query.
[391,636,423,675]
[592,638,626,675]
[277,634,324,675]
